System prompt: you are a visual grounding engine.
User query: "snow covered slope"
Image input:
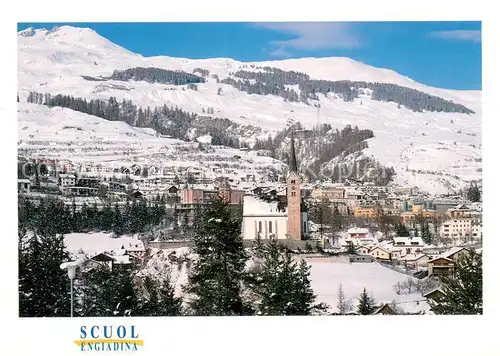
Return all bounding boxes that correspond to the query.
[17,26,482,194]
[18,102,287,179]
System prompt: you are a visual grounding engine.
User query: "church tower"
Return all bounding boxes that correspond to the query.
[286,130,302,240]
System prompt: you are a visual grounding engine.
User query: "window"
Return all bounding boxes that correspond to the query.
[258,221,262,233]
[269,221,273,233]
[291,180,296,184]
[291,192,296,197]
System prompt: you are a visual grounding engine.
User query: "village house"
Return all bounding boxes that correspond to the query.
[18,178,31,193]
[393,236,425,256]
[369,246,392,260]
[439,217,482,242]
[347,227,369,239]
[355,245,372,255]
[446,204,480,219]
[427,256,455,278]
[354,206,376,219]
[372,304,398,315]
[427,247,472,278]
[58,173,77,195]
[423,288,447,310]
[401,253,429,269]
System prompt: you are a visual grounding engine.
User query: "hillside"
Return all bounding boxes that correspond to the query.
[17,25,482,194]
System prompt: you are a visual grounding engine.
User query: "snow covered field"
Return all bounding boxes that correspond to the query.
[62,232,430,314]
[308,260,430,314]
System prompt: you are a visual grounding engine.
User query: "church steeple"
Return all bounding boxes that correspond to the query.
[286,129,302,241]
[289,129,298,173]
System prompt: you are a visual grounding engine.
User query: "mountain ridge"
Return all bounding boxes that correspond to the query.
[17,25,482,195]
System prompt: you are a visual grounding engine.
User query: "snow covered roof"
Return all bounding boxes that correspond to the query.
[439,246,469,259]
[18,178,31,183]
[428,256,454,263]
[347,227,369,235]
[393,236,425,246]
[243,195,286,216]
[401,253,428,261]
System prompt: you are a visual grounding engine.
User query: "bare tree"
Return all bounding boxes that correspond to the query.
[337,282,353,314]
[393,281,403,295]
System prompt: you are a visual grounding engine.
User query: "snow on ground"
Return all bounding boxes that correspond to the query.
[62,231,430,314]
[64,232,144,257]
[17,102,288,181]
[308,259,431,314]
[17,25,482,194]
[137,247,193,298]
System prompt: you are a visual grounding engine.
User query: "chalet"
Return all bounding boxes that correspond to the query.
[440,246,472,263]
[423,288,446,305]
[373,304,398,315]
[355,245,371,255]
[166,185,179,195]
[130,190,144,200]
[427,256,455,278]
[369,246,392,260]
[401,253,429,269]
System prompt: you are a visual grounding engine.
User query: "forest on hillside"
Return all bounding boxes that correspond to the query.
[221,66,474,114]
[82,67,206,85]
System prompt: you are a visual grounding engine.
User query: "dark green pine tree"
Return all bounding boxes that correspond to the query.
[112,203,123,235]
[395,223,410,237]
[77,264,139,317]
[357,287,377,315]
[182,211,190,233]
[136,275,182,316]
[421,222,432,245]
[431,251,482,315]
[467,183,481,203]
[251,234,265,259]
[347,243,356,255]
[185,197,250,316]
[255,239,324,315]
[19,229,71,317]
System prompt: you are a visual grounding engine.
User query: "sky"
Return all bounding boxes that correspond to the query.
[17,22,482,90]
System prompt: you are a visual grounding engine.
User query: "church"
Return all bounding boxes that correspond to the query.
[241,130,309,240]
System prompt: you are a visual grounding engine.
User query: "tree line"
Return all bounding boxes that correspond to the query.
[83,67,206,85]
[18,196,168,236]
[221,66,475,114]
[26,91,242,148]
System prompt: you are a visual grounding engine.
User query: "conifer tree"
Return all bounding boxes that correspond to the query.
[19,230,71,317]
[395,223,410,237]
[357,287,376,315]
[253,239,324,315]
[431,250,482,315]
[421,222,432,245]
[136,275,182,316]
[467,183,481,203]
[251,234,265,259]
[77,264,138,317]
[185,197,250,316]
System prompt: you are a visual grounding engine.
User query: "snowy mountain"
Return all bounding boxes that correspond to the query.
[17,25,482,195]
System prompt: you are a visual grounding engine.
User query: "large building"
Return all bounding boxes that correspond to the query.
[241,130,309,240]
